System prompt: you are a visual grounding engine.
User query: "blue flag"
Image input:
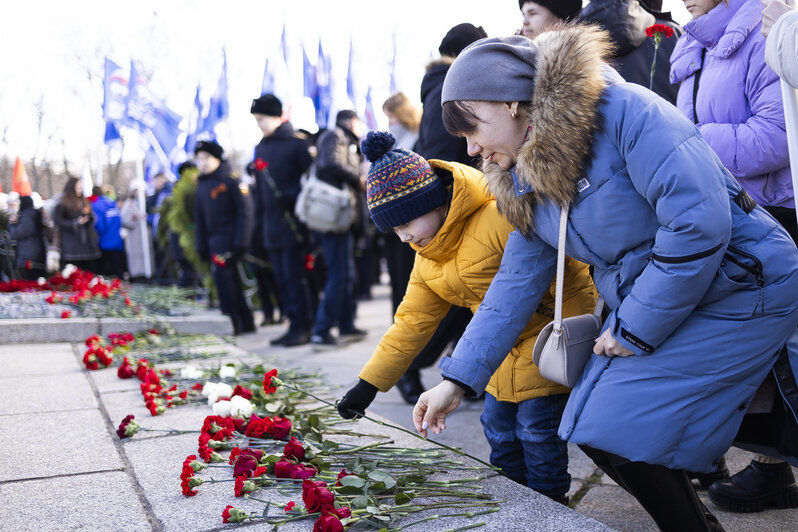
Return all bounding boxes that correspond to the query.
[124,60,183,166]
[280,25,289,65]
[316,41,333,129]
[389,35,397,94]
[103,58,128,122]
[261,57,274,96]
[346,38,356,106]
[303,46,317,103]
[364,86,377,131]
[202,49,229,133]
[104,122,122,145]
[184,85,203,156]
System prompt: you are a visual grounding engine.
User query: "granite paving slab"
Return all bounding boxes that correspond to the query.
[0,372,97,415]
[0,409,123,482]
[0,342,78,376]
[0,318,100,343]
[0,471,151,532]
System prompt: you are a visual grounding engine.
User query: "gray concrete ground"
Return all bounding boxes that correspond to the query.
[0,283,796,531]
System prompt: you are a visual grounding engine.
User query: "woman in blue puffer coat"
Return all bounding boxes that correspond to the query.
[413,26,798,531]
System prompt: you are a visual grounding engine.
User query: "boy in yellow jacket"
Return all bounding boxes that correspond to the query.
[337,131,595,503]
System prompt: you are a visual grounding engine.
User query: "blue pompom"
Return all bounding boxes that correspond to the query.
[360,131,396,163]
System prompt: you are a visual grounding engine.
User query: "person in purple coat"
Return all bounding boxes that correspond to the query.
[670,0,798,514]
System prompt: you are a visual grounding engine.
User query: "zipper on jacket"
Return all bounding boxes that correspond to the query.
[724,244,765,314]
[652,241,724,264]
[692,49,707,125]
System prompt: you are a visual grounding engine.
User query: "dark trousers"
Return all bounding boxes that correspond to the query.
[100,249,127,279]
[579,445,722,531]
[251,260,281,320]
[268,246,313,332]
[211,259,254,332]
[313,231,355,335]
[764,206,798,243]
[408,305,472,372]
[382,233,415,315]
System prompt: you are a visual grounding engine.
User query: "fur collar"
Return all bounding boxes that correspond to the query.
[425,56,455,72]
[481,24,612,237]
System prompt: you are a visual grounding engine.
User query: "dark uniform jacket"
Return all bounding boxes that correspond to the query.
[413,58,472,165]
[194,161,252,258]
[580,0,683,104]
[253,122,312,249]
[53,200,101,262]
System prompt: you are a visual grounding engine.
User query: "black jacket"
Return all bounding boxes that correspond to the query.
[315,126,362,189]
[580,0,683,104]
[413,58,472,165]
[53,200,101,262]
[9,207,46,269]
[194,161,253,257]
[253,122,313,249]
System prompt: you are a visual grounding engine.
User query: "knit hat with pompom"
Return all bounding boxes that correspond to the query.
[361,131,446,232]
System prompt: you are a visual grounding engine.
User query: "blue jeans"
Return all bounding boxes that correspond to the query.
[480,393,570,499]
[268,246,313,332]
[313,231,355,335]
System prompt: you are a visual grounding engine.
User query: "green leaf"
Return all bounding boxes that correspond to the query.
[339,475,366,488]
[321,440,340,453]
[367,470,396,490]
[351,495,370,509]
[366,506,381,514]
[394,492,414,504]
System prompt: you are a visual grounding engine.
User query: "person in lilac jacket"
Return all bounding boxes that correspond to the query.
[671,0,798,514]
[671,0,795,237]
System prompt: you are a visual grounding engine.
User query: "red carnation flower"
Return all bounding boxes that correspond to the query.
[284,501,296,513]
[254,158,268,170]
[645,23,674,39]
[60,310,71,319]
[232,385,253,400]
[117,358,135,379]
[252,466,268,478]
[211,254,227,267]
[262,369,279,394]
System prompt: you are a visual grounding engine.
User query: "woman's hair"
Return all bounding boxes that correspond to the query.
[442,100,532,137]
[441,101,482,136]
[382,92,422,133]
[60,176,87,213]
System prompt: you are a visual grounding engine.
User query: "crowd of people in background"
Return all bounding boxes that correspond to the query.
[3,1,798,529]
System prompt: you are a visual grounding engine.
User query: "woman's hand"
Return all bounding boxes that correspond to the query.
[593,329,634,357]
[412,380,465,438]
[77,215,90,225]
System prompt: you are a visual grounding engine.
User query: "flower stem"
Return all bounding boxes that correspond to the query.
[279,382,496,469]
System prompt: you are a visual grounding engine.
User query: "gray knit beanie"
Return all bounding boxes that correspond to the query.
[441,36,538,104]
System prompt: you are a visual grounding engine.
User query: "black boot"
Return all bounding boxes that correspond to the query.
[688,457,730,489]
[580,444,725,531]
[708,460,798,513]
[395,371,424,405]
[270,329,292,345]
[282,328,312,347]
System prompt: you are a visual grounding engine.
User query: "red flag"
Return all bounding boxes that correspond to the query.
[12,157,32,196]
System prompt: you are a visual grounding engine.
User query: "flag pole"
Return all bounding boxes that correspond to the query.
[134,131,153,279]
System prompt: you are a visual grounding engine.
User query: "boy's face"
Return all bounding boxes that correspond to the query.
[254,113,282,137]
[520,1,561,39]
[393,207,446,248]
[196,152,221,174]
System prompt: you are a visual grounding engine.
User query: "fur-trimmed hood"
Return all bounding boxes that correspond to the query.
[481,25,613,237]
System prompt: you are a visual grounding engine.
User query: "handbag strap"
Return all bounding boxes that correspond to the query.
[553,205,604,333]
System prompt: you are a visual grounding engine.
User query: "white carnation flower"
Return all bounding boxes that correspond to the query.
[219,365,237,379]
[181,366,203,380]
[229,395,254,418]
[201,381,219,397]
[212,400,232,417]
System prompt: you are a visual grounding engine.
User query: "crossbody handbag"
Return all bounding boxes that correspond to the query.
[294,165,357,234]
[532,205,604,387]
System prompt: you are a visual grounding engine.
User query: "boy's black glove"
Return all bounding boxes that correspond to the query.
[337,379,378,419]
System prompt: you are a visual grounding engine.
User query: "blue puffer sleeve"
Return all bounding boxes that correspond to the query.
[611,95,732,355]
[439,229,556,394]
